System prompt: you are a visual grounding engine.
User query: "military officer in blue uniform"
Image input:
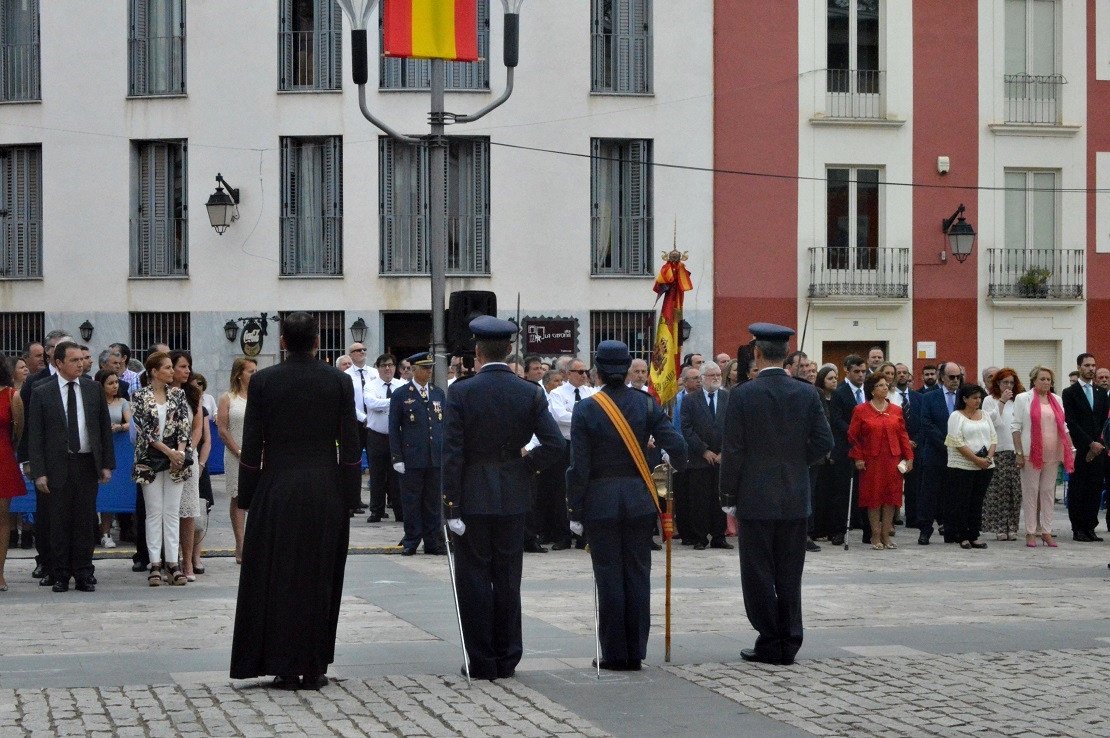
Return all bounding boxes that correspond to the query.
[389,352,447,556]
[719,323,834,666]
[441,316,565,680]
[566,340,687,671]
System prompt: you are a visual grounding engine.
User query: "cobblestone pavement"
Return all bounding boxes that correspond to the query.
[3,476,1109,736]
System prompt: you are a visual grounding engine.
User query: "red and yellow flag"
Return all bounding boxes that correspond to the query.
[648,255,693,406]
[383,0,479,62]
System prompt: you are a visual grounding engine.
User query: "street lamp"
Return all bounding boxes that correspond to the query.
[223,320,239,342]
[79,320,94,342]
[349,317,369,344]
[942,203,976,264]
[336,0,523,383]
[206,174,240,235]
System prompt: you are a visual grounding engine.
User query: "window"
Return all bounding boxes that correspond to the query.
[1005,169,1057,255]
[591,0,652,94]
[826,0,880,116]
[129,0,185,96]
[1004,0,1062,124]
[1,0,40,102]
[130,311,191,353]
[278,310,345,365]
[379,0,489,90]
[0,145,41,279]
[589,310,654,363]
[0,311,43,356]
[825,167,879,271]
[379,136,490,275]
[281,136,343,276]
[132,140,187,278]
[591,138,652,276]
[279,0,341,91]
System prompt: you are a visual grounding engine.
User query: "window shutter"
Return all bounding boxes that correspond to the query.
[176,0,186,93]
[590,138,601,271]
[130,0,149,95]
[615,0,632,93]
[0,151,10,275]
[30,0,41,99]
[327,0,342,89]
[322,137,342,275]
[631,0,650,93]
[151,144,170,276]
[471,139,490,273]
[280,139,297,275]
[0,7,7,94]
[417,142,429,272]
[628,140,651,274]
[379,137,395,273]
[279,0,292,89]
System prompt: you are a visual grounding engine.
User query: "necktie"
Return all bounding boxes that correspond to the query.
[357,369,366,414]
[854,387,863,405]
[66,381,80,453]
[385,383,392,399]
[1084,383,1094,409]
[708,392,716,418]
[902,390,909,409]
[574,388,581,404]
[946,391,955,414]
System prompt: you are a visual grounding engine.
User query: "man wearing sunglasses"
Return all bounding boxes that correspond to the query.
[917,361,963,544]
[546,359,596,550]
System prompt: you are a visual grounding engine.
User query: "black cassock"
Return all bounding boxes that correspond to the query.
[229,354,362,680]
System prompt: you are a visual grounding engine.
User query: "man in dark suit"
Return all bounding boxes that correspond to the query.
[671,366,702,545]
[1062,352,1109,542]
[895,363,924,528]
[27,341,114,592]
[680,361,732,550]
[719,323,834,666]
[18,330,74,581]
[441,316,565,681]
[389,351,447,556]
[917,361,962,544]
[828,354,866,545]
[230,312,363,691]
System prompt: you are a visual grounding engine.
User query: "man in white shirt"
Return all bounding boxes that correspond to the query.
[344,342,378,513]
[625,358,650,392]
[546,359,595,549]
[364,354,404,523]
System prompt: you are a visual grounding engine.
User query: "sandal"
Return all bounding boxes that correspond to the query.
[871,542,885,550]
[148,565,163,587]
[884,542,897,550]
[168,566,188,586]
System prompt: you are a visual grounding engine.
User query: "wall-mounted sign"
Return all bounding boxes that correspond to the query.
[522,317,578,356]
[240,320,263,357]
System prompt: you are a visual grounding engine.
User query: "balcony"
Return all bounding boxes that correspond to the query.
[1,43,40,101]
[1004,74,1066,125]
[987,247,1084,301]
[824,69,884,120]
[807,246,909,300]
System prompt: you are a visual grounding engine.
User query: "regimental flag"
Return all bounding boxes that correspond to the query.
[648,252,693,406]
[383,0,479,62]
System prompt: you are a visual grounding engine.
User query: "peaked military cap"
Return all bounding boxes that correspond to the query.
[469,315,518,340]
[748,322,795,342]
[406,351,434,367]
[594,340,633,373]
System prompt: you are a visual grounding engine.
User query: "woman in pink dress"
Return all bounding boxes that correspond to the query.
[848,372,914,550]
[0,356,28,591]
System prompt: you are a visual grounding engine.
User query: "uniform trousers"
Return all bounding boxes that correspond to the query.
[366,431,401,519]
[48,454,99,583]
[1067,455,1104,533]
[399,468,442,552]
[536,445,571,544]
[685,466,726,544]
[586,514,655,665]
[737,517,807,664]
[453,514,525,680]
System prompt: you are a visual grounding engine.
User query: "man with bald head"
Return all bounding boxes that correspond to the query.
[626,358,649,392]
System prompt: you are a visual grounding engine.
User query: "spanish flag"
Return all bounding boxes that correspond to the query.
[383,0,479,62]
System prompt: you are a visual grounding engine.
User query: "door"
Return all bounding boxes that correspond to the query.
[820,340,887,380]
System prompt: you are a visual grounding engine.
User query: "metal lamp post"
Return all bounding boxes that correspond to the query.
[336,0,522,383]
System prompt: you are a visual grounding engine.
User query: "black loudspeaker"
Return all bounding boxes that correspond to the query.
[447,291,498,355]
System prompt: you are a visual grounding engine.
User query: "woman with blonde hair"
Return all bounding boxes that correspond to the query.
[217,358,257,564]
[1011,365,1074,548]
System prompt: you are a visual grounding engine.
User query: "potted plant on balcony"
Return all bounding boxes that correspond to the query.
[1017,267,1051,298]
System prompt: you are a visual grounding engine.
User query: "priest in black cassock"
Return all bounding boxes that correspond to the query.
[229,312,363,690]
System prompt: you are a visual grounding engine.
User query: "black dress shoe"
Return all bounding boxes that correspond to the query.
[425,546,447,556]
[367,514,383,523]
[523,541,548,553]
[497,668,515,679]
[591,657,628,671]
[969,541,988,549]
[52,580,69,593]
[710,538,734,550]
[132,561,149,572]
[32,564,45,579]
[1088,530,1104,542]
[1073,530,1095,542]
[87,575,97,585]
[39,574,55,586]
[75,580,95,592]
[917,532,930,545]
[692,542,707,551]
[400,547,416,556]
[300,674,328,690]
[650,541,662,551]
[830,535,845,547]
[271,675,300,691]
[740,648,780,665]
[806,539,822,552]
[550,540,572,551]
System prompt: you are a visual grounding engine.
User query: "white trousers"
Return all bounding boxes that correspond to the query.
[144,470,183,566]
[1021,462,1057,535]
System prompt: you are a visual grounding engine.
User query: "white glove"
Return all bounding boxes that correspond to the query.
[722,507,736,517]
[447,518,466,536]
[569,521,584,537]
[393,462,405,474]
[661,451,671,465]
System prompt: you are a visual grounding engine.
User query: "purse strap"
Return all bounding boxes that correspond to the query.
[591,390,663,517]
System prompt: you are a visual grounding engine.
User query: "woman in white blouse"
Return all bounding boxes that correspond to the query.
[945,384,997,549]
[1010,366,1074,548]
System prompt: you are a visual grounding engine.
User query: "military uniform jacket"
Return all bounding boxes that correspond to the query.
[441,364,565,518]
[566,384,687,522]
[719,368,834,520]
[388,381,446,469]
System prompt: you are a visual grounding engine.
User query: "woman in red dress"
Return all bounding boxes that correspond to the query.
[0,356,28,591]
[848,372,913,550]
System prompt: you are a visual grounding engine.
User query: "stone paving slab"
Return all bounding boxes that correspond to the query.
[667,648,1110,738]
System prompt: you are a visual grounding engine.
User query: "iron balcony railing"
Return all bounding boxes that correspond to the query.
[808,246,909,299]
[1,43,40,101]
[280,215,342,276]
[129,36,186,95]
[591,214,652,276]
[380,215,490,275]
[1004,73,1066,125]
[591,32,652,94]
[987,247,1083,299]
[825,69,884,119]
[279,30,340,90]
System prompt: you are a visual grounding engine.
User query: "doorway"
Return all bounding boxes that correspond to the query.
[382,312,432,363]
[820,340,888,379]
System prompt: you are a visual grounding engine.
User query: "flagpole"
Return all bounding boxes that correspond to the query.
[665,461,673,663]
